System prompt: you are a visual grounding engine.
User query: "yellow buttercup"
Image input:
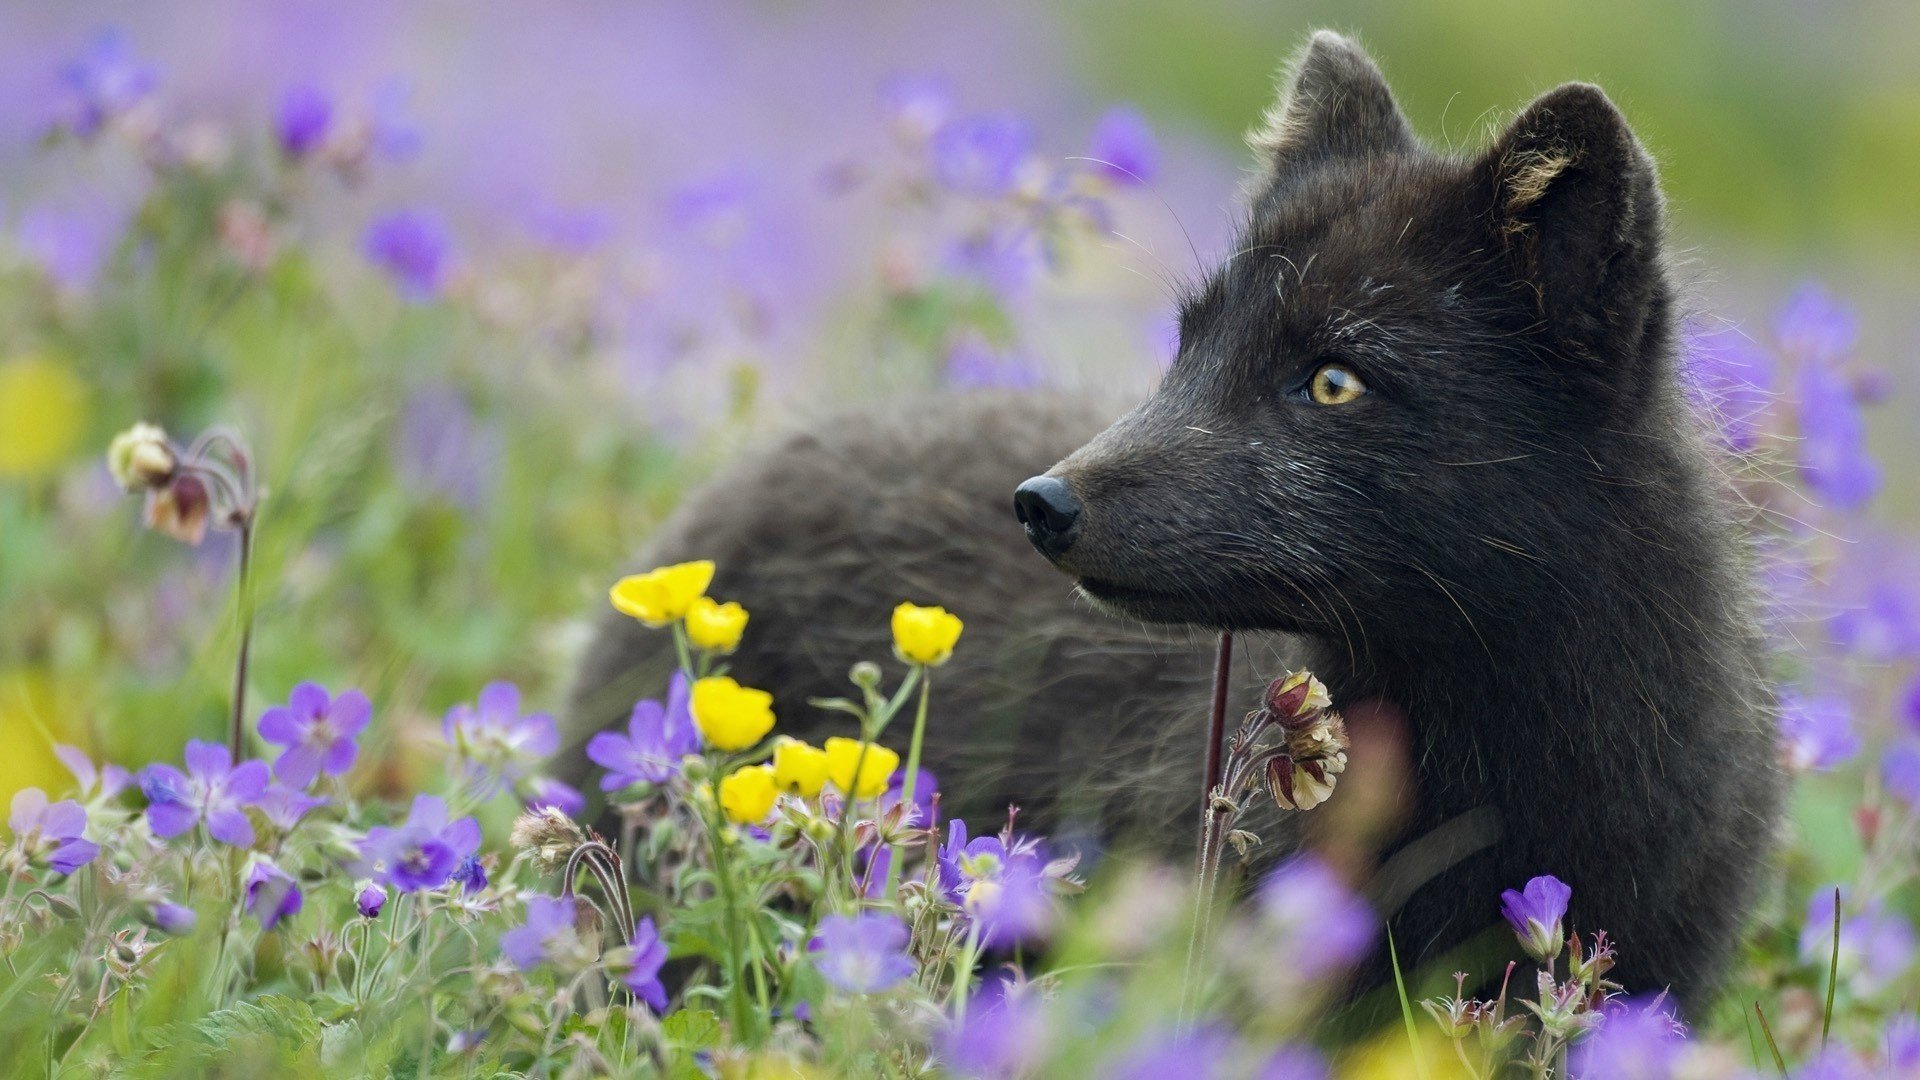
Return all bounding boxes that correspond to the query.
[824,737,900,800]
[719,764,777,824]
[690,676,776,752]
[686,596,750,652]
[610,560,715,626]
[891,602,963,667]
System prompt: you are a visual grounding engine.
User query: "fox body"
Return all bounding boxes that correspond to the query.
[566,33,1783,1013]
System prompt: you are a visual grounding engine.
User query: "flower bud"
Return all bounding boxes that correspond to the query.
[848,661,883,690]
[1264,671,1332,726]
[144,472,211,545]
[356,881,388,919]
[106,422,175,491]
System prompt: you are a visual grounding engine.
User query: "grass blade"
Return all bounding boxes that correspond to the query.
[1821,884,1841,1048]
[1388,928,1430,1080]
[1754,1000,1788,1077]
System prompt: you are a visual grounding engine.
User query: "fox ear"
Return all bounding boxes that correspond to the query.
[1250,31,1416,184]
[1478,83,1666,362]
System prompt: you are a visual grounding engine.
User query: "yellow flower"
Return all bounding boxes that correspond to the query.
[610,560,715,626]
[719,764,777,824]
[770,738,829,797]
[0,356,90,479]
[823,737,900,800]
[891,602,963,667]
[685,596,749,652]
[690,676,775,752]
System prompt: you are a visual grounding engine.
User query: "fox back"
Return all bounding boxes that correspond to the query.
[567,32,1783,1015]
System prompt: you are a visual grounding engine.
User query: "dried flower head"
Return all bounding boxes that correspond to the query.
[511,805,587,876]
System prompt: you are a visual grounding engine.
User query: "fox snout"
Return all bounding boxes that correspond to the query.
[1011,474,1081,558]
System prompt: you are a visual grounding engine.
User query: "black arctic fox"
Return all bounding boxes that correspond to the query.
[567,32,1783,1013]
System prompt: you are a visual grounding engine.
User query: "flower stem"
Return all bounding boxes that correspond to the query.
[228,519,256,760]
[705,772,756,1041]
[1198,631,1232,851]
[883,670,932,899]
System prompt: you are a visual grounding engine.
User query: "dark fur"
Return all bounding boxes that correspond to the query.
[566,32,1783,1015]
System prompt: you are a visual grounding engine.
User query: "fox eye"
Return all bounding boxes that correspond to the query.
[1306,362,1368,405]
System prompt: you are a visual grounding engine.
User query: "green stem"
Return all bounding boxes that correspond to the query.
[227,519,255,760]
[883,671,932,899]
[705,771,756,1041]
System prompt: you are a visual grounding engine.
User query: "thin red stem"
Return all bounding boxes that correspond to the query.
[1198,630,1233,849]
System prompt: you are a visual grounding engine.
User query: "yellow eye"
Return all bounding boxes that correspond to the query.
[1308,363,1368,405]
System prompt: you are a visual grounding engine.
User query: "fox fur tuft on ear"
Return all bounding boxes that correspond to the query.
[1249,30,1416,185]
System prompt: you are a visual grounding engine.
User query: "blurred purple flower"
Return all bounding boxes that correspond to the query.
[1905,674,1920,735]
[360,794,482,893]
[1829,581,1920,661]
[1258,854,1376,978]
[623,916,670,1011]
[368,77,424,162]
[364,209,453,301]
[1794,358,1879,510]
[140,739,270,847]
[52,28,157,137]
[256,783,327,831]
[1794,1048,1874,1080]
[810,912,915,993]
[1567,996,1687,1079]
[1087,106,1159,186]
[7,788,99,874]
[146,900,197,935]
[587,672,699,789]
[443,681,559,794]
[357,881,387,919]
[276,84,333,157]
[245,859,302,930]
[967,856,1055,947]
[18,204,121,291]
[945,335,1042,390]
[1884,742,1920,806]
[670,170,759,249]
[1780,693,1859,772]
[258,681,370,789]
[1800,888,1918,997]
[1682,323,1774,451]
[53,743,130,801]
[450,854,488,895]
[502,893,576,970]
[523,202,612,253]
[942,227,1042,298]
[1885,1015,1920,1072]
[393,383,493,508]
[882,73,952,141]
[523,776,584,819]
[1775,285,1858,366]
[881,767,939,829]
[1106,1025,1233,1080]
[932,113,1033,195]
[941,979,1050,1078]
[1501,874,1573,964]
[1256,1046,1331,1080]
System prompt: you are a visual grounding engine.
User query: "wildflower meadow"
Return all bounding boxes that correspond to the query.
[2,6,1919,1078]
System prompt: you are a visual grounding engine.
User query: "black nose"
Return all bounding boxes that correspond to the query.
[1013,475,1081,557]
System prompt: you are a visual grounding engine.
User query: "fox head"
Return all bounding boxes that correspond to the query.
[1015,32,1687,654]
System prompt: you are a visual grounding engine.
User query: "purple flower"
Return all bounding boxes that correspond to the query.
[245,859,303,931]
[1775,285,1858,366]
[1794,357,1879,510]
[1884,742,1920,806]
[1905,674,1920,735]
[1830,582,1920,662]
[357,881,388,919]
[945,335,1043,390]
[1087,106,1159,186]
[140,739,270,847]
[623,916,670,1011]
[53,744,130,801]
[1884,1015,1920,1072]
[364,209,453,301]
[881,767,939,830]
[359,794,482,893]
[586,673,699,789]
[1500,874,1573,963]
[1257,854,1376,978]
[53,28,157,137]
[1256,1046,1330,1080]
[1780,693,1859,772]
[809,912,915,993]
[450,855,488,895]
[1682,323,1774,451]
[1794,1048,1874,1080]
[1106,1026,1234,1080]
[1800,889,1917,997]
[942,227,1042,298]
[932,114,1034,195]
[18,203,122,291]
[523,777,584,819]
[966,856,1054,947]
[502,893,578,970]
[255,783,327,831]
[444,682,559,794]
[258,682,371,789]
[276,85,333,158]
[941,979,1050,1078]
[145,900,197,935]
[1567,996,1687,1079]
[7,788,99,874]
[881,73,952,141]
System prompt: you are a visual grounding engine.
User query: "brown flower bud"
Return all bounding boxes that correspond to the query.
[144,473,211,544]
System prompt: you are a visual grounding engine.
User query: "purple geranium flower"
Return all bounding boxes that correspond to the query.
[1087,106,1159,186]
[1883,741,1920,806]
[53,28,157,137]
[1780,693,1860,772]
[810,912,915,993]
[942,978,1050,1078]
[53,743,130,801]
[1682,323,1775,452]
[931,113,1034,195]
[1567,996,1687,1079]
[1794,357,1879,511]
[623,916,669,1011]
[364,209,452,301]
[443,681,559,794]
[145,899,197,935]
[587,673,699,790]
[450,855,488,895]
[356,881,387,919]
[255,783,327,831]
[1775,285,1858,366]
[1256,1046,1330,1080]
[276,84,333,157]
[359,794,482,893]
[140,739,271,847]
[1501,874,1573,963]
[258,682,371,789]
[7,788,99,874]
[502,893,579,970]
[1258,854,1376,978]
[523,776,584,819]
[1106,1025,1234,1080]
[1885,1015,1920,1072]
[245,859,303,930]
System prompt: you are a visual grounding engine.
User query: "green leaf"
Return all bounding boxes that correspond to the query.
[662,1008,722,1051]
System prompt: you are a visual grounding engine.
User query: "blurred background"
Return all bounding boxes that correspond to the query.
[1,0,1917,925]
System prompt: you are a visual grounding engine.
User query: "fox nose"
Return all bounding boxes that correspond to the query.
[1013,475,1082,558]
